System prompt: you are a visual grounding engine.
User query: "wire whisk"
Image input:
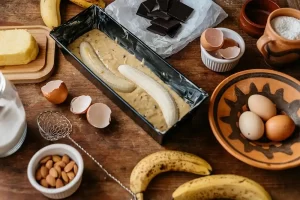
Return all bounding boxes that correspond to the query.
[37,111,136,200]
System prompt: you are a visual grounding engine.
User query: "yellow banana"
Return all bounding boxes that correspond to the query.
[40,0,61,29]
[69,0,106,9]
[130,150,212,200]
[172,174,272,200]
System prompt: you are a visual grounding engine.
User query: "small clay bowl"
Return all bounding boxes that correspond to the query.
[239,0,280,38]
[209,69,300,170]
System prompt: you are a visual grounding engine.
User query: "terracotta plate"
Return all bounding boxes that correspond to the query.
[209,69,300,170]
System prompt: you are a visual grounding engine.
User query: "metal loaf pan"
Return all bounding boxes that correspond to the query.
[50,5,208,144]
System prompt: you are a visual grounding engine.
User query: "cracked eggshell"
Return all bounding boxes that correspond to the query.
[221,38,239,49]
[41,80,68,104]
[87,103,111,128]
[70,95,92,114]
[217,46,241,60]
[200,28,224,52]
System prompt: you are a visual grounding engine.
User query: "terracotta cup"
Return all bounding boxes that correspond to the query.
[257,8,300,66]
[239,0,280,38]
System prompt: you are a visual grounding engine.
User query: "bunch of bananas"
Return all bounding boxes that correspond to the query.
[130,150,272,200]
[40,0,105,29]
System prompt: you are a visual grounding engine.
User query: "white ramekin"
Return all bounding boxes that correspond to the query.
[200,27,245,72]
[27,144,84,199]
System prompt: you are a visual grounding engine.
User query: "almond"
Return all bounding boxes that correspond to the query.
[55,165,62,177]
[40,179,49,188]
[52,155,62,162]
[62,154,70,164]
[45,160,53,169]
[49,168,58,178]
[35,168,42,181]
[67,172,75,181]
[73,164,78,175]
[40,156,51,164]
[56,178,64,188]
[41,166,49,178]
[64,161,75,173]
[46,174,56,187]
[61,171,69,183]
[55,161,66,168]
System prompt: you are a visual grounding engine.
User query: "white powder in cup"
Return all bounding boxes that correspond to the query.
[271,16,300,40]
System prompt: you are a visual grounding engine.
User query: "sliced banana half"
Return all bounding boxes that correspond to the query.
[118,64,178,128]
[79,41,136,93]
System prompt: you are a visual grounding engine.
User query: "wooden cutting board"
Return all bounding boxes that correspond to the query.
[0,25,55,84]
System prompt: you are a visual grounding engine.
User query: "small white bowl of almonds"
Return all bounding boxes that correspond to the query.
[27,144,84,199]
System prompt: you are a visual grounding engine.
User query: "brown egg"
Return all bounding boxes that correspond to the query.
[265,115,296,142]
[248,94,277,121]
[239,111,264,140]
[41,80,68,104]
[200,28,224,52]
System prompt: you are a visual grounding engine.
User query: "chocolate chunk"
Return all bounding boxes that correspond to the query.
[151,18,180,30]
[147,21,181,38]
[142,0,156,13]
[156,0,169,11]
[147,10,171,20]
[136,3,153,20]
[168,0,179,10]
[167,24,181,38]
[168,1,194,22]
[147,24,167,36]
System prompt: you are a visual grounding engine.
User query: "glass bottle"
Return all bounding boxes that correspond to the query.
[0,72,27,158]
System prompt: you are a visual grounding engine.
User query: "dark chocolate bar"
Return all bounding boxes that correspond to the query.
[147,24,167,36]
[167,24,181,38]
[151,18,180,30]
[168,1,194,22]
[147,10,171,20]
[142,0,156,13]
[156,0,169,11]
[136,3,153,20]
[168,0,179,10]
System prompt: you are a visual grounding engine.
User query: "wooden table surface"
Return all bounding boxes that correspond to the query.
[1,0,300,199]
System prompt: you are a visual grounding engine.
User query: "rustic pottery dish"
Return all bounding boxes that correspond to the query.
[257,8,300,67]
[209,69,300,170]
[239,0,280,38]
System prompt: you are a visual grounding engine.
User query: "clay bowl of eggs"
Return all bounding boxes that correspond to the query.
[209,69,300,170]
[200,27,245,72]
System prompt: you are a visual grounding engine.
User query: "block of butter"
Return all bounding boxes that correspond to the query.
[0,29,39,66]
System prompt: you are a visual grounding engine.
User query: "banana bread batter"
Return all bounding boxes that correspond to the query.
[68,29,190,131]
